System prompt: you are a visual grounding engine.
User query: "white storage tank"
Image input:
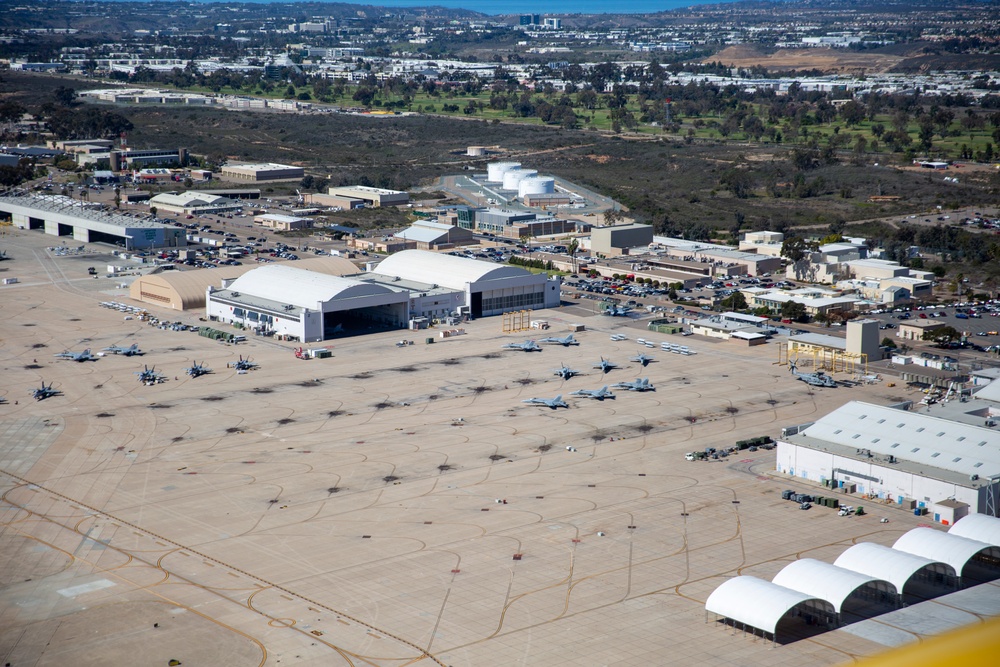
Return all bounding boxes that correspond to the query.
[467,146,486,157]
[518,176,555,198]
[502,168,536,190]
[487,161,521,183]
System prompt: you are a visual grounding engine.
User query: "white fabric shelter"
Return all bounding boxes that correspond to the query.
[893,527,1000,576]
[704,576,834,635]
[834,542,953,593]
[772,559,893,613]
[949,514,1000,547]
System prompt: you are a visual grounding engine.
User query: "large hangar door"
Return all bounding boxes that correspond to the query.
[471,292,482,318]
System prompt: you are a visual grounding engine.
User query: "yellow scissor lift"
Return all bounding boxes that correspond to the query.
[502,310,531,334]
[777,342,868,376]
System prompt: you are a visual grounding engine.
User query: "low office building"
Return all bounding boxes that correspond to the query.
[254,213,311,231]
[221,163,304,182]
[739,230,785,257]
[1,193,186,249]
[689,315,768,344]
[327,185,410,207]
[748,287,862,318]
[303,192,367,210]
[898,320,945,341]
[149,191,243,216]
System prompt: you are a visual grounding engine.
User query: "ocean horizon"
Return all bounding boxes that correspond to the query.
[184,0,742,16]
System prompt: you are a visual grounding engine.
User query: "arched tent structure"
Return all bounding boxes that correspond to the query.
[893,527,1000,585]
[705,576,836,642]
[834,543,955,604]
[373,250,561,317]
[772,559,896,621]
[949,514,1000,547]
[130,256,359,311]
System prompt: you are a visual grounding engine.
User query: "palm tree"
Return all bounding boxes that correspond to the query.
[566,237,580,274]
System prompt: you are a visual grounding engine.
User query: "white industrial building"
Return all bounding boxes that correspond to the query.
[221,163,304,182]
[205,249,561,341]
[0,193,186,249]
[149,191,243,215]
[776,400,1000,519]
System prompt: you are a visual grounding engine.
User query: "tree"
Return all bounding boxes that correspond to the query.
[719,169,754,198]
[566,237,580,274]
[53,86,77,107]
[780,237,818,262]
[923,325,960,344]
[881,337,897,349]
[780,300,807,322]
[720,292,748,311]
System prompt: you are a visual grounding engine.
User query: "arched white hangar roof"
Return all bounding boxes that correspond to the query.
[772,558,894,613]
[834,542,954,593]
[949,514,1000,547]
[705,576,835,634]
[373,249,529,291]
[893,527,1000,575]
[227,265,395,309]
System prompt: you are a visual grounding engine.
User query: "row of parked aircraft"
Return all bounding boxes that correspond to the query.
[53,343,143,362]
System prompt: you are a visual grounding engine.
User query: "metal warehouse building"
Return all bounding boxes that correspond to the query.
[0,194,186,249]
[221,163,304,182]
[776,400,1000,518]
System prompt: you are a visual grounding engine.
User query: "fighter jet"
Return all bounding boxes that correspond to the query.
[570,386,615,400]
[229,355,258,372]
[54,348,96,362]
[789,361,837,388]
[135,365,166,384]
[31,382,62,400]
[102,343,143,356]
[185,361,212,378]
[552,364,581,381]
[629,351,655,367]
[592,357,619,374]
[603,305,632,317]
[612,377,655,392]
[538,333,579,346]
[502,340,542,352]
[521,395,568,409]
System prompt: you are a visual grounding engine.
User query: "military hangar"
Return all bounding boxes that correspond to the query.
[0,193,186,249]
[372,249,561,318]
[207,264,409,341]
[130,256,359,310]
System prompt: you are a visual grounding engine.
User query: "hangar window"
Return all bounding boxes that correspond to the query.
[975,462,984,468]
[834,429,843,434]
[911,447,920,453]
[957,437,966,442]
[897,423,905,428]
[979,441,987,446]
[953,457,962,463]
[872,438,880,443]
[233,308,245,317]
[877,419,886,424]
[916,427,925,433]
[891,443,900,448]
[931,453,940,458]
[937,432,945,437]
